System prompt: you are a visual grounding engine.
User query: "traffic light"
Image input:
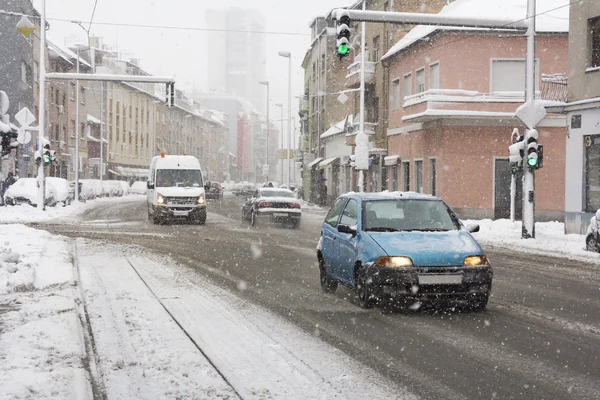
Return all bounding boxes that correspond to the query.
[43,144,51,166]
[336,10,351,59]
[508,134,525,174]
[166,82,175,108]
[526,129,539,169]
[34,150,41,165]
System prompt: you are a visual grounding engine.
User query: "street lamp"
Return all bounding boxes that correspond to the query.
[275,103,284,185]
[278,51,292,187]
[72,44,89,202]
[258,80,270,183]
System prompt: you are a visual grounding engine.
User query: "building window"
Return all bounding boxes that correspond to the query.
[372,35,380,61]
[415,68,425,94]
[403,73,412,98]
[585,134,600,212]
[81,123,86,139]
[415,160,424,193]
[21,61,28,83]
[402,161,410,191]
[429,63,440,90]
[80,86,85,104]
[491,59,538,92]
[391,78,401,110]
[70,83,76,101]
[590,17,600,68]
[391,164,398,191]
[429,158,437,196]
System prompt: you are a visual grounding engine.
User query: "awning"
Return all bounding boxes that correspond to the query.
[115,166,149,178]
[319,157,339,169]
[384,155,400,166]
[306,158,323,168]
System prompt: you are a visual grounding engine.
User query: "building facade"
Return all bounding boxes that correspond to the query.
[547,1,600,234]
[384,1,568,221]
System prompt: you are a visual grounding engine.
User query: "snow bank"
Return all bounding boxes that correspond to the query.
[0,224,92,398]
[464,218,600,262]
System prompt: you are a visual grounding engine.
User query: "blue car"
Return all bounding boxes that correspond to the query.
[317,192,492,310]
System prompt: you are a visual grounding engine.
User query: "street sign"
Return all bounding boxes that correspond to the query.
[337,92,349,105]
[17,128,32,145]
[0,91,9,115]
[15,107,36,127]
[515,100,547,130]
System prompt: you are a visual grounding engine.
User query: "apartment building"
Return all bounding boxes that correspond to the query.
[384,0,568,221]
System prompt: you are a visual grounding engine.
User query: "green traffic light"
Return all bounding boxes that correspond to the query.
[44,156,50,164]
[338,44,349,55]
[527,157,537,167]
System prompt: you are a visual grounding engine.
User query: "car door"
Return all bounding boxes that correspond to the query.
[321,198,347,275]
[336,199,360,284]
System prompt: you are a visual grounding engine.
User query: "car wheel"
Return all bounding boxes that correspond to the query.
[468,293,489,312]
[251,211,258,227]
[355,264,376,309]
[319,257,338,294]
[586,235,598,252]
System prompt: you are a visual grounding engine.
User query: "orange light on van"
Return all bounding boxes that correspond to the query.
[160,152,165,158]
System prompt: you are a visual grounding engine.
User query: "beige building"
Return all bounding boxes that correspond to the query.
[548,0,600,233]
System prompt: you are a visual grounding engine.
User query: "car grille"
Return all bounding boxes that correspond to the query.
[166,196,197,205]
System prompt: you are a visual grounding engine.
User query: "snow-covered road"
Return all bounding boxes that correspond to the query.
[75,240,411,399]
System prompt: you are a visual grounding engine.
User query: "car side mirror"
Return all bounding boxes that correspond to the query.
[467,224,480,233]
[338,224,357,236]
[147,181,154,190]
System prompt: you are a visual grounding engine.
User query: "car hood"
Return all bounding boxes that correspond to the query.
[156,187,205,197]
[366,230,483,267]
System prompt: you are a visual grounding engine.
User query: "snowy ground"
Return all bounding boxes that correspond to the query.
[0,224,93,399]
[464,218,600,263]
[0,195,145,224]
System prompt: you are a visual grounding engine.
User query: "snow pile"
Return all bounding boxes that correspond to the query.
[0,224,92,398]
[464,218,600,262]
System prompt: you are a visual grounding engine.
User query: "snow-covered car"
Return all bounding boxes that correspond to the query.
[4,177,58,207]
[129,181,147,195]
[585,209,600,253]
[80,179,103,200]
[46,177,72,206]
[241,188,301,228]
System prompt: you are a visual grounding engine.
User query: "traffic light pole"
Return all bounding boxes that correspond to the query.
[358,0,366,193]
[37,0,47,210]
[522,0,536,239]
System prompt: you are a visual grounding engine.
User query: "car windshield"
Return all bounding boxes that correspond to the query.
[363,199,460,232]
[155,169,203,188]
[260,190,294,198]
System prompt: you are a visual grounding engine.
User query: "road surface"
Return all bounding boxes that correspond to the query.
[38,195,600,400]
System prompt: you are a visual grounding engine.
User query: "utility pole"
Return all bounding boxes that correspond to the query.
[358,0,367,192]
[521,0,536,239]
[75,46,81,201]
[37,0,47,210]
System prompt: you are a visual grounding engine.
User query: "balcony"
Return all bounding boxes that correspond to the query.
[346,52,376,88]
[399,88,556,125]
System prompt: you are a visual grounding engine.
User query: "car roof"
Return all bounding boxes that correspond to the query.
[260,187,293,193]
[339,191,439,201]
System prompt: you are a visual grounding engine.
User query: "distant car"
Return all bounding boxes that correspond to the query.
[242,188,302,228]
[129,181,147,195]
[586,209,600,253]
[46,177,72,206]
[206,182,224,200]
[317,192,492,310]
[233,184,256,197]
[4,177,58,207]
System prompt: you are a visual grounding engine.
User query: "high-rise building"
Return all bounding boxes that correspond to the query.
[205,8,266,112]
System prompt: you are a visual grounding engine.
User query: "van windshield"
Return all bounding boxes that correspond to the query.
[156,169,203,188]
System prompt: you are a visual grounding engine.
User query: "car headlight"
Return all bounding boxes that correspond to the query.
[375,256,413,267]
[157,194,165,205]
[197,195,205,205]
[464,255,489,266]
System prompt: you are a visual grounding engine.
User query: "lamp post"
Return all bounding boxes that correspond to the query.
[275,103,284,185]
[258,80,270,183]
[37,1,47,209]
[73,45,89,201]
[278,51,292,187]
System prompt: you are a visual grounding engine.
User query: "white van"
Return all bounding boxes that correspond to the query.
[147,154,207,224]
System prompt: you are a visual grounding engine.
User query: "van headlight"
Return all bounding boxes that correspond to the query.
[157,194,166,205]
[197,195,205,205]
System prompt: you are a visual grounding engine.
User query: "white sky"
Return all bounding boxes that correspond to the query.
[34,0,356,119]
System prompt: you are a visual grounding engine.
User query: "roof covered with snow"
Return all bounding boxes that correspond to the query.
[382,0,569,60]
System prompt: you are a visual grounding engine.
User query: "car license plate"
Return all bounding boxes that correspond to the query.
[273,213,288,217]
[418,274,462,285]
[173,210,189,217]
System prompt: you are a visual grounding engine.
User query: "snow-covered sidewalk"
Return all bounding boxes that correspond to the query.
[0,225,93,399]
[465,218,600,263]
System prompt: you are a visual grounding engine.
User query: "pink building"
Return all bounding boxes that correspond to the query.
[382,0,569,221]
